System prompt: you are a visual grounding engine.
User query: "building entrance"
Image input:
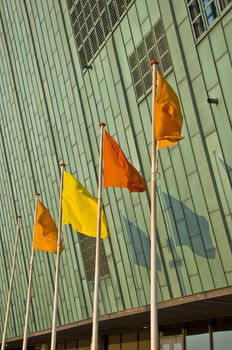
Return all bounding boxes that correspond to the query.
[160,335,183,350]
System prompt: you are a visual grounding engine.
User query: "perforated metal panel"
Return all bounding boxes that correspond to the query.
[67,0,134,70]
[79,234,110,282]
[129,19,172,101]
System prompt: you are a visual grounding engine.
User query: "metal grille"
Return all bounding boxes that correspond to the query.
[186,0,231,40]
[67,0,134,70]
[79,234,109,282]
[129,19,172,101]
[67,0,74,11]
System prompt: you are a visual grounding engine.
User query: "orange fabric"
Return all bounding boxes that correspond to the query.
[155,71,184,148]
[103,131,147,192]
[33,201,64,253]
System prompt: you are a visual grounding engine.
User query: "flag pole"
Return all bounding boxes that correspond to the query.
[1,215,22,350]
[22,192,40,350]
[150,60,159,350]
[91,122,105,350]
[50,163,65,350]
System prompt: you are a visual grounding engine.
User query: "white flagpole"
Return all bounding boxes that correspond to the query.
[22,192,40,350]
[1,215,22,350]
[91,122,105,350]
[150,60,159,350]
[50,163,65,350]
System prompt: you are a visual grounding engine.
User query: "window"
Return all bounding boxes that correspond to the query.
[213,330,232,350]
[67,0,134,70]
[186,0,231,39]
[186,333,210,350]
[187,1,206,38]
[160,335,183,350]
[203,0,218,25]
[129,19,172,101]
[79,234,109,282]
[219,0,232,10]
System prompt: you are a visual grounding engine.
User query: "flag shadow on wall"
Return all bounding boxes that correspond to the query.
[161,192,216,259]
[122,216,161,271]
[214,151,232,188]
[121,190,216,273]
[214,152,232,215]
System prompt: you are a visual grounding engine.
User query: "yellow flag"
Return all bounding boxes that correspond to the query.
[62,171,108,239]
[33,201,63,253]
[155,71,184,148]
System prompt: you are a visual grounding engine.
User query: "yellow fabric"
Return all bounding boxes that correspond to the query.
[62,171,108,239]
[33,201,63,253]
[155,71,184,148]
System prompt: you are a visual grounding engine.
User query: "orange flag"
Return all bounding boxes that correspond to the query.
[155,71,184,148]
[33,201,64,253]
[103,131,147,192]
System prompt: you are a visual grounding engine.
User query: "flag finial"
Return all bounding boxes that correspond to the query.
[150,60,159,66]
[99,122,106,127]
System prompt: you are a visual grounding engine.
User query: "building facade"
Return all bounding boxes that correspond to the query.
[0,0,232,349]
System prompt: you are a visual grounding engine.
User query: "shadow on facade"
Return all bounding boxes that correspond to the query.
[215,153,232,213]
[215,152,232,187]
[122,216,161,271]
[160,192,216,259]
[122,190,216,272]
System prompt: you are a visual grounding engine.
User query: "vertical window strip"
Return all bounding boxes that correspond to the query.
[187,0,231,40]
[79,234,110,282]
[67,0,134,71]
[219,0,231,10]
[202,0,218,26]
[129,19,172,102]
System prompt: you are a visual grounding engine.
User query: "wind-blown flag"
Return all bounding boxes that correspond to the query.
[33,201,63,253]
[103,131,147,192]
[62,171,108,238]
[155,71,184,148]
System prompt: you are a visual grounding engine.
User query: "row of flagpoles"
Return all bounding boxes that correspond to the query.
[0,62,184,350]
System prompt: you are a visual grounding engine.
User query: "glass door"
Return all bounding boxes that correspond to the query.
[160,335,183,350]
